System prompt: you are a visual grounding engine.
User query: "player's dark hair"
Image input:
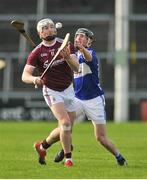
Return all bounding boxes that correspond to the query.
[75,28,94,40]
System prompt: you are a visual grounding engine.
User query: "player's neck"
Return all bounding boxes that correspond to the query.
[42,39,56,46]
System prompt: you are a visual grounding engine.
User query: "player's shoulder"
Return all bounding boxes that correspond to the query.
[88,47,95,52]
[88,47,97,57]
[56,37,63,44]
[31,43,42,54]
[56,36,73,45]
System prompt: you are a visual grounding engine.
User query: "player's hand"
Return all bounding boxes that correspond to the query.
[59,45,70,59]
[33,77,44,87]
[74,42,84,52]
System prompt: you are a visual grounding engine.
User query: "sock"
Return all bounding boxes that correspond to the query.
[115,151,121,158]
[42,139,51,150]
[61,145,73,153]
[116,154,124,161]
[65,152,72,159]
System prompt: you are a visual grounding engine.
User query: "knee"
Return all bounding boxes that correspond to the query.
[96,135,106,144]
[60,122,71,131]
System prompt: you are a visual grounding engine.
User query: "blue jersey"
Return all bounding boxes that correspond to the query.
[74,48,104,100]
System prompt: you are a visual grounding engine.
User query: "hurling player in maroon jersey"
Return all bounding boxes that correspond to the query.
[22,18,79,167]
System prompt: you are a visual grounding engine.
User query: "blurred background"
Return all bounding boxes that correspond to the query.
[0,0,147,122]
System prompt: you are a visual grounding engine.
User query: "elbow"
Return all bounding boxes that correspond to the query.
[21,74,26,83]
[21,76,25,83]
[85,55,92,62]
[87,57,92,62]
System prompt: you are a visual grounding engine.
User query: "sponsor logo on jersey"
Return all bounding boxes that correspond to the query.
[43,58,65,69]
[52,59,65,66]
[43,60,49,68]
[41,53,48,57]
[48,49,55,56]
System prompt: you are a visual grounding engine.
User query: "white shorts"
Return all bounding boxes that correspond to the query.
[43,84,77,112]
[75,96,106,124]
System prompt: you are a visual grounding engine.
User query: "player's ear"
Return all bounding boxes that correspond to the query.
[87,38,92,47]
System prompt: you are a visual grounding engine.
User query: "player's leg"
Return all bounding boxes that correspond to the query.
[34,86,72,166]
[34,112,72,165]
[51,102,73,167]
[54,111,75,162]
[54,97,82,163]
[92,122,127,165]
[84,95,127,166]
[34,126,60,165]
[45,126,60,144]
[93,123,119,155]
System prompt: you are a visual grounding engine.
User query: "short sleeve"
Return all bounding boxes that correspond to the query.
[26,48,40,67]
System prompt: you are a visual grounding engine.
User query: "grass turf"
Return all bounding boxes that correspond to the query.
[0,121,147,179]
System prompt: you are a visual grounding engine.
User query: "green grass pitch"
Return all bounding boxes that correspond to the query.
[0,121,147,179]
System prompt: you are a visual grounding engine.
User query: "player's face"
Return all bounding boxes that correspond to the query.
[39,24,56,39]
[74,33,89,47]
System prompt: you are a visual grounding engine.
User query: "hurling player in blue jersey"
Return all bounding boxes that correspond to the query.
[54,28,127,166]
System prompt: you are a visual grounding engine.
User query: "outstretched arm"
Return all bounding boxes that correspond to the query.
[75,43,92,62]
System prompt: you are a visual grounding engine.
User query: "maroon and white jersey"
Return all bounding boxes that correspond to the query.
[26,37,75,91]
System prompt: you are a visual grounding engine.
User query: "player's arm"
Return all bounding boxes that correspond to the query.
[60,46,79,72]
[22,49,43,87]
[22,65,43,86]
[76,43,92,62]
[66,54,79,72]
